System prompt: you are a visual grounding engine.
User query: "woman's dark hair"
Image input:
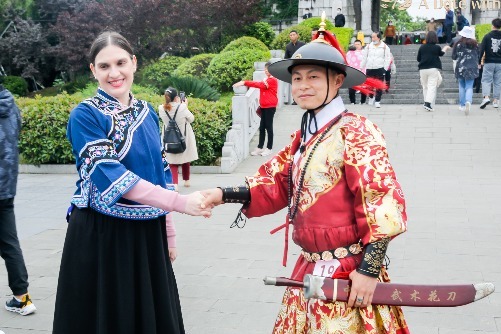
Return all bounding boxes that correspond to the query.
[458,36,478,48]
[89,31,134,64]
[163,87,178,111]
[425,31,439,44]
[265,61,272,68]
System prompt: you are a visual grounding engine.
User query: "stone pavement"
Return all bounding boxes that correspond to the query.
[1,102,500,333]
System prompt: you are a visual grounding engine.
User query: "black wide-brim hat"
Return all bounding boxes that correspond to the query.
[268,42,366,88]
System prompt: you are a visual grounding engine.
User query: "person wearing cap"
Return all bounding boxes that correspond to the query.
[452,26,480,115]
[200,20,409,333]
[479,18,501,109]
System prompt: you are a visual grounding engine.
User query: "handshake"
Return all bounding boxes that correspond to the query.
[183,188,226,218]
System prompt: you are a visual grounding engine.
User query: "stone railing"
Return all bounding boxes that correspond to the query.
[221,55,287,173]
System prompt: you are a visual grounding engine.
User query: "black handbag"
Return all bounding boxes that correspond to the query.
[163,105,187,154]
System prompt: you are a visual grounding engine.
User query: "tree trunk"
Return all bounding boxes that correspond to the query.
[354,0,362,31]
[371,0,380,32]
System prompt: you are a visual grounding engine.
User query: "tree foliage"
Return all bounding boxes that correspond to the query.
[0,18,48,78]
[380,6,426,32]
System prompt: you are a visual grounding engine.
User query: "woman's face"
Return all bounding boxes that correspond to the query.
[90,44,137,105]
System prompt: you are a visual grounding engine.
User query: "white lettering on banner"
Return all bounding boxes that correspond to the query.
[313,259,341,278]
[382,0,501,9]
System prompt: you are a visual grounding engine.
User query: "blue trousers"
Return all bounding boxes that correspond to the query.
[458,78,474,107]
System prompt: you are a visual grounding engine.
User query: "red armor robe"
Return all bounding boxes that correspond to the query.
[242,112,410,334]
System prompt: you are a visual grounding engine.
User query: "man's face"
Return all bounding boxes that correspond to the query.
[371,33,380,42]
[354,41,362,50]
[289,32,299,43]
[311,30,318,40]
[291,65,344,111]
[445,5,450,11]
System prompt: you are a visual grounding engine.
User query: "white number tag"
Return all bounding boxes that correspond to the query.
[312,259,341,277]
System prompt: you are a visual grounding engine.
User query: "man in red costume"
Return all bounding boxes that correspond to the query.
[202,20,410,334]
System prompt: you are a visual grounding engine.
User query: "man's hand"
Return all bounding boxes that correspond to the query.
[200,188,224,209]
[168,248,177,262]
[347,270,378,308]
[233,81,245,87]
[185,191,212,218]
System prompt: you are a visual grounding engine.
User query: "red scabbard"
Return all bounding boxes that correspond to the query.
[263,275,495,307]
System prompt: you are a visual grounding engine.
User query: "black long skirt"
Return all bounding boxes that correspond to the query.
[53,208,185,334]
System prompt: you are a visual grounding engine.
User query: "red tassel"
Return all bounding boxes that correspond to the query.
[317,31,347,63]
[364,77,388,90]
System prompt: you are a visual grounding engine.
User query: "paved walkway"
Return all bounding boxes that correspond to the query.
[1,103,500,333]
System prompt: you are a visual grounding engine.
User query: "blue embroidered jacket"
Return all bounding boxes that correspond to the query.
[67,88,173,219]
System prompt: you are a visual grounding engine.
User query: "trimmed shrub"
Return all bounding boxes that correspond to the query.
[172,53,216,79]
[476,24,491,42]
[222,36,270,54]
[245,22,276,47]
[269,25,312,50]
[299,17,335,31]
[139,56,186,86]
[1,76,28,96]
[331,27,354,51]
[17,93,81,165]
[189,98,232,166]
[207,49,269,91]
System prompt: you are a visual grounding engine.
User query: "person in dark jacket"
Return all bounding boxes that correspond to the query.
[456,11,469,33]
[0,85,36,316]
[452,26,480,115]
[444,4,454,44]
[479,18,501,109]
[284,30,306,59]
[417,31,450,111]
[334,8,345,27]
[284,30,305,104]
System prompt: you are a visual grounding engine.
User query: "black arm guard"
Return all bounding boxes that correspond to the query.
[356,237,390,278]
[217,184,250,204]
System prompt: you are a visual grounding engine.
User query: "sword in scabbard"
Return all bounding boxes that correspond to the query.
[263,275,495,307]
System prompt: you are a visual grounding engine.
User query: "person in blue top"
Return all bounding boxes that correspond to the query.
[444,4,454,44]
[52,31,211,334]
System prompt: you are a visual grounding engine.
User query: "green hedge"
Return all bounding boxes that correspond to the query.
[1,76,28,96]
[16,90,231,166]
[207,48,270,91]
[222,36,270,54]
[139,56,186,86]
[245,22,276,47]
[17,93,80,165]
[172,53,216,80]
[476,24,491,42]
[299,17,335,31]
[270,24,353,52]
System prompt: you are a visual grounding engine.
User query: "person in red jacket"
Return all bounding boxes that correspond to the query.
[233,61,278,157]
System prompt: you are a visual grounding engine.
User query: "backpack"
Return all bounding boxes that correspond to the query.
[162,105,186,154]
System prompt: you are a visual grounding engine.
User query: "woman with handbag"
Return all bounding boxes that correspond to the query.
[159,87,198,188]
[233,61,278,157]
[53,31,211,334]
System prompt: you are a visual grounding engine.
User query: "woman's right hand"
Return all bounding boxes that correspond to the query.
[184,191,212,217]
